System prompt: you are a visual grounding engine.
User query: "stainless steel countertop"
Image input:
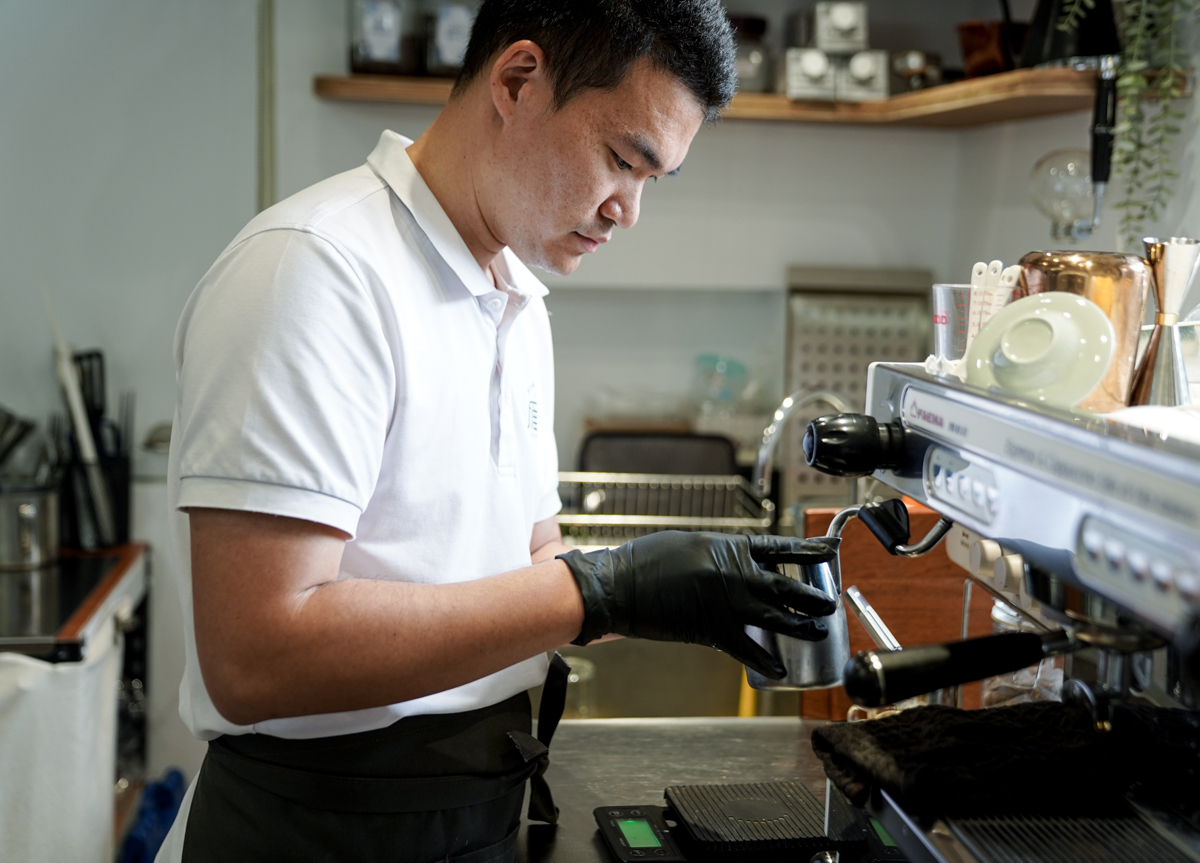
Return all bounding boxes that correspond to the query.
[517,717,828,863]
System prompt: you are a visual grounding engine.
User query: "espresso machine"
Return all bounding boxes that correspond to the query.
[798,360,1200,863]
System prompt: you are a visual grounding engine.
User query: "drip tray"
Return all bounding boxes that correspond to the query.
[947,810,1199,863]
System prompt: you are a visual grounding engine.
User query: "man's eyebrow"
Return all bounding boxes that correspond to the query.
[618,133,680,176]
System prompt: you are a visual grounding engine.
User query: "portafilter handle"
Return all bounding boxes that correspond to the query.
[843,630,1077,708]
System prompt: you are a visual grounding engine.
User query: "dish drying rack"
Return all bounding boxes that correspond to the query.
[557,472,774,547]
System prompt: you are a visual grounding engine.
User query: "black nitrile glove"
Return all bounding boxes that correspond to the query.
[557,531,838,680]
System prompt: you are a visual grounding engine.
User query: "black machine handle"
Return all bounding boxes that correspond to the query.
[803,414,906,478]
[842,631,1069,707]
[857,498,911,555]
[1092,64,1117,186]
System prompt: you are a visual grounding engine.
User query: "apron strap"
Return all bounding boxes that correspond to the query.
[508,651,570,825]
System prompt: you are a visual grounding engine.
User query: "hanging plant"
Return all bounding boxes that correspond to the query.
[1058,0,1197,245]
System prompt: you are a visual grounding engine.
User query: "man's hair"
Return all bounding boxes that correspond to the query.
[452,0,736,123]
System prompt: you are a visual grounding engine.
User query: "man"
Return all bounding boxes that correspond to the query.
[157,2,836,860]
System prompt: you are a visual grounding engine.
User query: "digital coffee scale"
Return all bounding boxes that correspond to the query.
[595,781,905,863]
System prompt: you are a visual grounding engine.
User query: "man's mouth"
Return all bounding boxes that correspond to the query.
[572,232,609,254]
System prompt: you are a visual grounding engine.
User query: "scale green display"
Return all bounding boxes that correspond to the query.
[593,806,685,862]
[617,818,662,848]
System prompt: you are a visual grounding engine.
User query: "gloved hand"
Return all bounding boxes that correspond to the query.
[557,531,838,679]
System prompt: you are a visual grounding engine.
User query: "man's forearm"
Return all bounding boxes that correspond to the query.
[191,510,585,726]
[532,539,574,563]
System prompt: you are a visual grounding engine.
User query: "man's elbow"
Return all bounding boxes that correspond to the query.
[198,649,285,727]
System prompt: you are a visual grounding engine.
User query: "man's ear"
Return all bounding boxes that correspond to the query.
[489,39,549,122]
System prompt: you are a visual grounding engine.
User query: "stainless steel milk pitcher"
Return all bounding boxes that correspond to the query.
[745,535,850,691]
[742,493,955,692]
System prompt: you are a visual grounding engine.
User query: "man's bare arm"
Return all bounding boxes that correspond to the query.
[190,508,585,727]
[530,515,573,563]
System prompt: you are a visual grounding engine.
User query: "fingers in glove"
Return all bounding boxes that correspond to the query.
[749,606,830,642]
[722,633,788,679]
[746,534,838,567]
[746,569,837,616]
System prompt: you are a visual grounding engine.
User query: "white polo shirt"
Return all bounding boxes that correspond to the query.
[166,130,561,742]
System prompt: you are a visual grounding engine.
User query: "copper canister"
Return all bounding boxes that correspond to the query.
[1018,251,1151,413]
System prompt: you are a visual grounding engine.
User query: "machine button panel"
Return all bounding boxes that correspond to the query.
[1151,560,1174,592]
[1127,550,1150,582]
[1177,573,1200,602]
[924,446,997,525]
[1103,539,1126,570]
[1075,516,1198,631]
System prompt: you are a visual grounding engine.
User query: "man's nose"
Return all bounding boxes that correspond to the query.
[599,185,641,230]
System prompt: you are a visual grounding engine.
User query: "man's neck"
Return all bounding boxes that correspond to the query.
[405,91,504,277]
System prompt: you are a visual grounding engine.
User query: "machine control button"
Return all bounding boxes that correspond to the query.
[958,474,972,502]
[986,487,1000,515]
[1151,560,1174,592]
[1017,574,1035,610]
[970,540,1003,577]
[932,464,945,491]
[971,480,987,508]
[1127,550,1150,582]
[1176,572,1200,602]
[994,554,1024,593]
[1103,539,1126,570]
[1081,528,1104,561]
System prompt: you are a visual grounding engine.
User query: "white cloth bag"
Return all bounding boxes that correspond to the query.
[0,616,122,863]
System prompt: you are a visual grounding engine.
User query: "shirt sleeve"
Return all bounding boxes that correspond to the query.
[173,227,395,538]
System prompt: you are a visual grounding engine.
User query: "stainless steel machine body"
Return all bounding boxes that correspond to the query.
[846,361,1200,863]
[863,361,1200,645]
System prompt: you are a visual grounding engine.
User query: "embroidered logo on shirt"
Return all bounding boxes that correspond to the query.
[527,400,538,432]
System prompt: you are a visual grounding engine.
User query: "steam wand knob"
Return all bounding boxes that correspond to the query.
[803,413,906,477]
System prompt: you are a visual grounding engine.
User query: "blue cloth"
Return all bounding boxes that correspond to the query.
[118,768,187,863]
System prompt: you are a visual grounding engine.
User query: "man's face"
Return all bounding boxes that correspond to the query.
[481,58,706,276]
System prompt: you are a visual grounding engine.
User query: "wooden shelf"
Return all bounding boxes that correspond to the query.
[314,67,1095,128]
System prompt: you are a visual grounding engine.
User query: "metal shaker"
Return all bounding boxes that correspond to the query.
[745,536,850,691]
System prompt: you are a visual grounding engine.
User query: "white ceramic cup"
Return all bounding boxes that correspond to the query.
[990,309,1080,392]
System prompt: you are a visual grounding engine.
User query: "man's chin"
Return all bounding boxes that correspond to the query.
[516,246,583,277]
[534,257,582,277]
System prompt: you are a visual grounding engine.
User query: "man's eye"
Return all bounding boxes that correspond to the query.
[614,154,632,171]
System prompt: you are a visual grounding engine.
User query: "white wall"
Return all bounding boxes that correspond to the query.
[0,0,257,439]
[949,109,1111,279]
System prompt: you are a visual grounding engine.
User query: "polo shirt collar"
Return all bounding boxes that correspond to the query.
[367,131,548,300]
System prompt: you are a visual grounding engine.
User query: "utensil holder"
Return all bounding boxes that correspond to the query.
[60,454,129,551]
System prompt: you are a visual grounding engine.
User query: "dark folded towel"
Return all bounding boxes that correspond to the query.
[810,703,1126,817]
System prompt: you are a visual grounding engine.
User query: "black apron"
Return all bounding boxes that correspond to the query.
[182,653,569,863]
